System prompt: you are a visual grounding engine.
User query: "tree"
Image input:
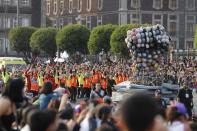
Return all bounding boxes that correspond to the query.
[30,28,57,57]
[56,24,90,55]
[110,24,143,57]
[88,24,117,54]
[8,27,36,63]
[194,25,197,50]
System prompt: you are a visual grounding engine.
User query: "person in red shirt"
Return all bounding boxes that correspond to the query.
[24,65,32,92]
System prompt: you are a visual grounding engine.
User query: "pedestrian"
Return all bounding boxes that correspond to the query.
[166,102,191,131]
[0,78,25,131]
[177,82,194,120]
[119,92,167,131]
[154,89,167,118]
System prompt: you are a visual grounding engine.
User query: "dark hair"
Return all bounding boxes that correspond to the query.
[2,78,24,103]
[40,81,53,94]
[121,93,158,131]
[59,105,74,120]
[30,110,57,131]
[96,105,112,123]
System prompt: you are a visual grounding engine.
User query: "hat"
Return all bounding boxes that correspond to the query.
[174,103,187,116]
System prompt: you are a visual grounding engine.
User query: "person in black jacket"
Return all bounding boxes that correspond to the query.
[177,82,193,120]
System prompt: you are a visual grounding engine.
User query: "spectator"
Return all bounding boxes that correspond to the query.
[166,102,191,131]
[119,92,164,131]
[177,82,194,119]
[0,78,25,131]
[29,110,59,131]
[39,81,59,109]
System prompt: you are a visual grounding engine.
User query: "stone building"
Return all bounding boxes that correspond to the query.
[46,0,197,49]
[0,0,41,56]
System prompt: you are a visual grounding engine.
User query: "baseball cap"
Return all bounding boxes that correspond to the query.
[174,103,188,116]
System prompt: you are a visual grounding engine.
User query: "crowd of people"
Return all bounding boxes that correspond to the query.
[0,57,196,131]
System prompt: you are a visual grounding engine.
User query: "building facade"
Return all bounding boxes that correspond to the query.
[46,0,197,50]
[0,0,41,56]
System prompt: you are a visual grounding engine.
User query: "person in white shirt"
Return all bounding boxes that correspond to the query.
[167,102,191,131]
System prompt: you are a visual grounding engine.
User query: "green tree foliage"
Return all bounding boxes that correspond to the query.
[56,24,90,55]
[88,24,117,54]
[110,24,144,57]
[194,25,197,50]
[30,28,57,57]
[8,27,36,63]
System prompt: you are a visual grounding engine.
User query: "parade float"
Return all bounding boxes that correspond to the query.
[112,25,179,102]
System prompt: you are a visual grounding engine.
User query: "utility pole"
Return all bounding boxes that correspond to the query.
[57,1,60,58]
[17,0,19,26]
[3,0,8,56]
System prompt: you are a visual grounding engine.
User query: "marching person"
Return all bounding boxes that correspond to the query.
[70,72,78,102]
[154,89,167,118]
[107,75,115,97]
[78,71,84,98]
[100,76,108,96]
[83,74,91,98]
[30,74,39,96]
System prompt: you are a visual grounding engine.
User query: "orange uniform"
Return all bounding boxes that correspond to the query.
[70,76,78,88]
[83,77,91,88]
[92,72,100,84]
[100,79,107,90]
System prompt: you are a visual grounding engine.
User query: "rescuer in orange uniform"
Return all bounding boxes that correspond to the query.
[83,75,92,98]
[70,72,78,102]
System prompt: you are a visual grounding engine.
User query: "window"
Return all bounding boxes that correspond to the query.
[186,15,195,34]
[52,20,57,28]
[21,17,30,27]
[0,16,2,28]
[98,0,103,10]
[46,0,50,15]
[0,39,3,52]
[68,17,72,24]
[171,39,177,49]
[131,0,140,8]
[21,0,30,6]
[153,0,163,9]
[7,17,11,28]
[77,0,82,12]
[168,15,178,35]
[12,17,17,27]
[186,40,194,49]
[3,17,11,28]
[53,0,58,15]
[86,16,91,29]
[60,18,64,28]
[69,0,73,13]
[87,0,91,11]
[169,0,178,10]
[152,14,163,25]
[130,13,140,24]
[97,15,102,25]
[186,0,195,10]
[12,0,17,6]
[3,0,10,5]
[60,0,64,15]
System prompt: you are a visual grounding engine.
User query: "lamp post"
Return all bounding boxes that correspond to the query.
[17,0,19,26]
